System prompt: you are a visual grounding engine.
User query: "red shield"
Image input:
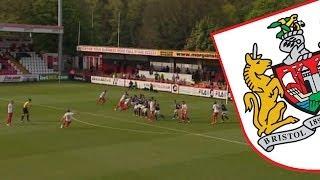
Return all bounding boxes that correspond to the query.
[273,52,320,115]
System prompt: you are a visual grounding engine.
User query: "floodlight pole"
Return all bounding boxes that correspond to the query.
[117,11,121,47]
[58,0,63,84]
[78,21,81,45]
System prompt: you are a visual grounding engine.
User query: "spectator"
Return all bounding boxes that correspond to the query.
[172,74,176,83]
[129,80,134,90]
[134,81,138,89]
[175,74,180,81]
[155,72,159,81]
[160,73,164,82]
[150,83,154,92]
[176,67,181,73]
[186,68,191,74]
[149,64,154,75]
[69,69,75,79]
[166,65,170,72]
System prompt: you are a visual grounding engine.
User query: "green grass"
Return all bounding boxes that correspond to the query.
[0,81,318,179]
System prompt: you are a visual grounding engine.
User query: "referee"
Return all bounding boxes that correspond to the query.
[21,99,32,122]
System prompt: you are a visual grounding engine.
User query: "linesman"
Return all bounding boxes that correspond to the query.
[21,99,32,122]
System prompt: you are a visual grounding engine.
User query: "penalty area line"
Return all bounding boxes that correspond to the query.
[76,114,247,146]
[72,117,176,135]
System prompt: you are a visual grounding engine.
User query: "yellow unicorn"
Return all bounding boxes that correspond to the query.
[243,43,299,136]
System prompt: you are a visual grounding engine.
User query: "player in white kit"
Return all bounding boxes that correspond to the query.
[181,101,189,123]
[211,101,220,126]
[60,109,76,128]
[148,98,156,121]
[115,92,128,111]
[6,100,14,126]
[97,90,107,104]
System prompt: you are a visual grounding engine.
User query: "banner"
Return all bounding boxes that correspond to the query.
[21,75,39,82]
[0,75,21,82]
[178,86,211,97]
[77,45,218,60]
[211,89,229,99]
[91,76,229,99]
[39,74,68,81]
[117,78,129,87]
[258,115,320,152]
[91,76,119,85]
[139,81,172,92]
[72,74,88,82]
[0,75,39,82]
[77,46,159,56]
[171,84,179,94]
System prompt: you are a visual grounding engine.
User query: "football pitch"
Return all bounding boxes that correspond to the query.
[0,81,318,180]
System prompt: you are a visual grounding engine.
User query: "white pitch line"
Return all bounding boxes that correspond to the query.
[192,133,247,145]
[78,111,247,146]
[72,117,175,135]
[0,98,247,146]
[73,111,247,146]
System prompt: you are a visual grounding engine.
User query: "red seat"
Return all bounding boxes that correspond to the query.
[0,58,18,75]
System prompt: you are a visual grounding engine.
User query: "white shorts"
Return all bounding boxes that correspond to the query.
[155,110,160,115]
[65,118,72,122]
[142,108,148,113]
[135,104,142,109]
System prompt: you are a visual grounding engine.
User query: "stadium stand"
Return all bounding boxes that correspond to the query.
[72,62,227,88]
[19,53,54,74]
[0,47,21,75]
[138,70,194,84]
[0,35,55,75]
[0,58,18,75]
[8,59,29,74]
[75,46,227,90]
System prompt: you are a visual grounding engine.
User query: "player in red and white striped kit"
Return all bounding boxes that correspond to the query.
[60,109,76,128]
[97,90,107,105]
[114,92,128,111]
[6,100,14,126]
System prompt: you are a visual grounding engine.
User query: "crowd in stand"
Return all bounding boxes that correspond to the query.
[71,57,228,90]
[0,50,15,75]
[0,40,38,75]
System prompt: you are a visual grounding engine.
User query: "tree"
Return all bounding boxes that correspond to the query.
[0,0,307,54]
[138,0,213,49]
[184,17,216,51]
[245,0,304,20]
[123,0,145,47]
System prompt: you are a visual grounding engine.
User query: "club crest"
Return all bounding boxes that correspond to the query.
[212,1,320,171]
